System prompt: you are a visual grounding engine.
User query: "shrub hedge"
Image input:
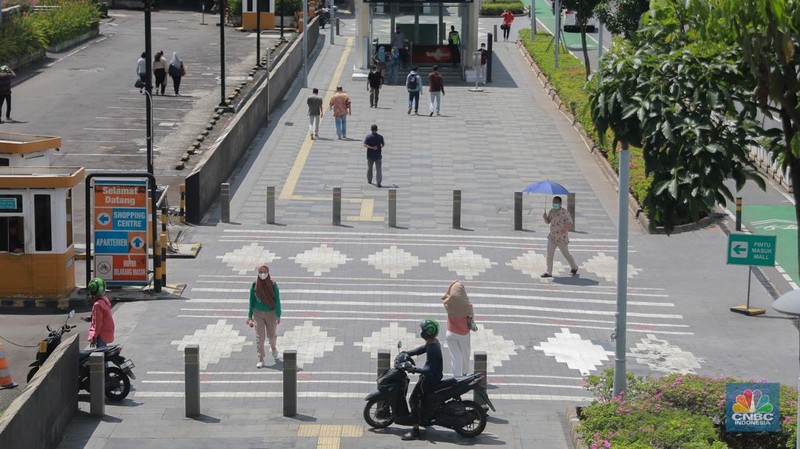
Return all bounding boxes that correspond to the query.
[582,370,798,448]
[481,2,525,16]
[0,0,99,66]
[518,28,652,214]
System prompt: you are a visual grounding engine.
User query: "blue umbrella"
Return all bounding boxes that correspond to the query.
[523,181,570,194]
[523,181,570,209]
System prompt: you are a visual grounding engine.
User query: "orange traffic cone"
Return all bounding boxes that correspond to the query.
[0,342,18,389]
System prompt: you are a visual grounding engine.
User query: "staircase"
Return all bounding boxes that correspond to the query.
[410,63,465,86]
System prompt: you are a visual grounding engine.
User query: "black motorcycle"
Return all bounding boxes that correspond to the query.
[27,310,135,401]
[363,350,496,438]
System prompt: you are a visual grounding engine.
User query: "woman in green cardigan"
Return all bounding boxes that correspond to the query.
[246,265,282,368]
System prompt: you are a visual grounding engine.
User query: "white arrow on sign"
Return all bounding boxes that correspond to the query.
[731,242,747,258]
[130,236,145,249]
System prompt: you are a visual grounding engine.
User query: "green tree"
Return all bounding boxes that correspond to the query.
[721,0,800,278]
[562,0,602,78]
[593,0,649,39]
[587,0,766,231]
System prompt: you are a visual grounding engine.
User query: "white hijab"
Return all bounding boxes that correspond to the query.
[170,52,181,67]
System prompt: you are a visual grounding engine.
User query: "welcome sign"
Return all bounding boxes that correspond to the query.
[725,383,780,433]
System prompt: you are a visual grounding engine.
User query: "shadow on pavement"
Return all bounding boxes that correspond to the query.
[486,57,518,89]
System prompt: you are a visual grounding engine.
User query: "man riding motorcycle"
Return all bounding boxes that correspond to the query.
[401,319,444,441]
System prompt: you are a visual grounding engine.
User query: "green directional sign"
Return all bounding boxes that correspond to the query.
[727,234,777,266]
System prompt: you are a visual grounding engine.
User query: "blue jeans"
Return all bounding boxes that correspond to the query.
[95,337,108,348]
[334,116,347,138]
[407,91,420,112]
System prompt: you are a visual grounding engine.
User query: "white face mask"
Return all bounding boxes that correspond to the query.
[258,273,269,280]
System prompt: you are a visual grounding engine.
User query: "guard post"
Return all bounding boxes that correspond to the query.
[220,183,231,223]
[452,190,462,229]
[179,184,186,223]
[473,351,487,406]
[185,344,200,417]
[267,186,276,224]
[283,350,297,417]
[378,349,391,377]
[514,192,523,230]
[735,197,742,231]
[89,352,104,417]
[332,187,341,226]
[567,193,576,231]
[388,189,397,228]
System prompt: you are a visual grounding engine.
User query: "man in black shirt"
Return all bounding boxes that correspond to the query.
[402,319,444,441]
[363,124,385,187]
[366,66,383,108]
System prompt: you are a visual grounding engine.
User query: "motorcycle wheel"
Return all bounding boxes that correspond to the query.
[453,400,487,438]
[105,367,131,401]
[27,366,39,383]
[363,397,394,429]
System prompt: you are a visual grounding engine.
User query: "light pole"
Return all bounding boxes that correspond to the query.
[302,0,307,87]
[256,0,261,66]
[611,142,630,397]
[279,0,285,41]
[771,289,800,449]
[553,0,560,69]
[144,0,154,175]
[530,0,536,35]
[219,0,228,108]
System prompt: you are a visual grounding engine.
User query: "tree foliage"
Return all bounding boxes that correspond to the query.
[562,0,603,78]
[587,0,767,231]
[593,0,649,39]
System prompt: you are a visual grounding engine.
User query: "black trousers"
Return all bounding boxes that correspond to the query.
[449,44,460,64]
[171,75,182,95]
[154,68,167,94]
[0,94,10,119]
[409,380,436,424]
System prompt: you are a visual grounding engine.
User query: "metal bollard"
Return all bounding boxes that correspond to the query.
[493,24,498,42]
[89,352,105,417]
[185,344,200,417]
[514,192,523,231]
[336,18,341,35]
[220,183,231,223]
[473,351,487,406]
[267,186,276,224]
[567,193,576,231]
[388,189,397,228]
[332,187,341,226]
[160,232,167,287]
[161,205,168,233]
[452,190,462,229]
[377,349,391,377]
[179,184,186,224]
[735,197,742,231]
[283,350,297,417]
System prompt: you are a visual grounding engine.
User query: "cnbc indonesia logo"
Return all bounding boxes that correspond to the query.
[730,389,774,426]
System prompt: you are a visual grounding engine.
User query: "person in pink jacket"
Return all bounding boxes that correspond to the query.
[85,277,115,348]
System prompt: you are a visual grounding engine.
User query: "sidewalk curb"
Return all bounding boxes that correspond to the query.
[566,405,589,449]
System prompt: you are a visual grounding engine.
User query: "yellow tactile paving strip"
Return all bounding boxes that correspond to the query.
[297,424,364,448]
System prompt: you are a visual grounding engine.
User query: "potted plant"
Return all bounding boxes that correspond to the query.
[228,0,242,26]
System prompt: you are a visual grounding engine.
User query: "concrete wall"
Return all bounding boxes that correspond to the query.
[0,334,79,449]
[185,19,320,223]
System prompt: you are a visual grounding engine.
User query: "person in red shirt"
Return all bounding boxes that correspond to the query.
[501,9,515,41]
[85,277,115,348]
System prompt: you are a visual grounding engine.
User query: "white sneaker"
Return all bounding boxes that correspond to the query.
[272,348,279,359]
[256,360,264,369]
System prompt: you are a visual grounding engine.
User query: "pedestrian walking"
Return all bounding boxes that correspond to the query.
[448,25,461,67]
[441,280,478,377]
[541,196,579,278]
[363,124,385,187]
[367,66,384,108]
[476,43,488,85]
[246,265,282,368]
[329,86,351,139]
[373,46,387,71]
[85,278,115,348]
[501,9,515,41]
[391,26,407,68]
[427,65,445,116]
[168,52,185,96]
[388,47,400,85]
[405,67,422,115]
[136,52,147,93]
[307,87,323,139]
[0,65,15,123]
[153,51,168,95]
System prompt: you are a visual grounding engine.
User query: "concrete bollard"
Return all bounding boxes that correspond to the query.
[377,349,391,377]
[452,190,462,229]
[220,183,231,223]
[267,186,276,224]
[493,24,498,42]
[160,232,167,287]
[567,193,576,231]
[388,190,397,228]
[89,352,104,417]
[473,351,487,406]
[283,350,297,417]
[185,344,200,417]
[735,197,742,231]
[514,192,523,231]
[332,187,341,226]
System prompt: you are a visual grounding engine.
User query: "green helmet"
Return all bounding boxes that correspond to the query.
[419,319,439,339]
[88,277,106,297]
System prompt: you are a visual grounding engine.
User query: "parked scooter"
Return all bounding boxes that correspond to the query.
[27,310,135,401]
[363,345,496,438]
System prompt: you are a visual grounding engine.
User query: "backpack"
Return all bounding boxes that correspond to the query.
[407,74,418,90]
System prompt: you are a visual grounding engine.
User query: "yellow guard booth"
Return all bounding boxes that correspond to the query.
[0,132,85,299]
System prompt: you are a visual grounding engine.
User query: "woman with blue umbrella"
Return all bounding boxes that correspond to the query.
[524,181,579,278]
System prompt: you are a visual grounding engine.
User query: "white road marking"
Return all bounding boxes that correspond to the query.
[534,328,614,376]
[170,320,252,369]
[222,228,619,242]
[145,371,584,380]
[132,391,593,401]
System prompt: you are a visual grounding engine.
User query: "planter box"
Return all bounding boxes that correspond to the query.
[48,25,100,53]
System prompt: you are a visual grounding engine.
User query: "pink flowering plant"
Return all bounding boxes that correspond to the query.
[579,369,798,448]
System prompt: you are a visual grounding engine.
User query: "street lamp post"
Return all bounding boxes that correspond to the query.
[611,143,630,397]
[256,0,261,66]
[302,0,307,87]
[219,0,228,107]
[771,289,800,449]
[144,0,154,175]
[279,0,285,41]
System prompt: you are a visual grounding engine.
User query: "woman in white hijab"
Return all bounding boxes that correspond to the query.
[168,52,184,96]
[441,280,477,376]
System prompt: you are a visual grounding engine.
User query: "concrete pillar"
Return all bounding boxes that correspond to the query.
[185,344,200,417]
[332,187,341,226]
[89,352,104,417]
[283,350,297,417]
[514,192,523,231]
[388,189,397,228]
[567,193,575,231]
[452,190,462,229]
[267,186,276,224]
[377,349,391,377]
[473,351,487,406]
[220,183,231,223]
